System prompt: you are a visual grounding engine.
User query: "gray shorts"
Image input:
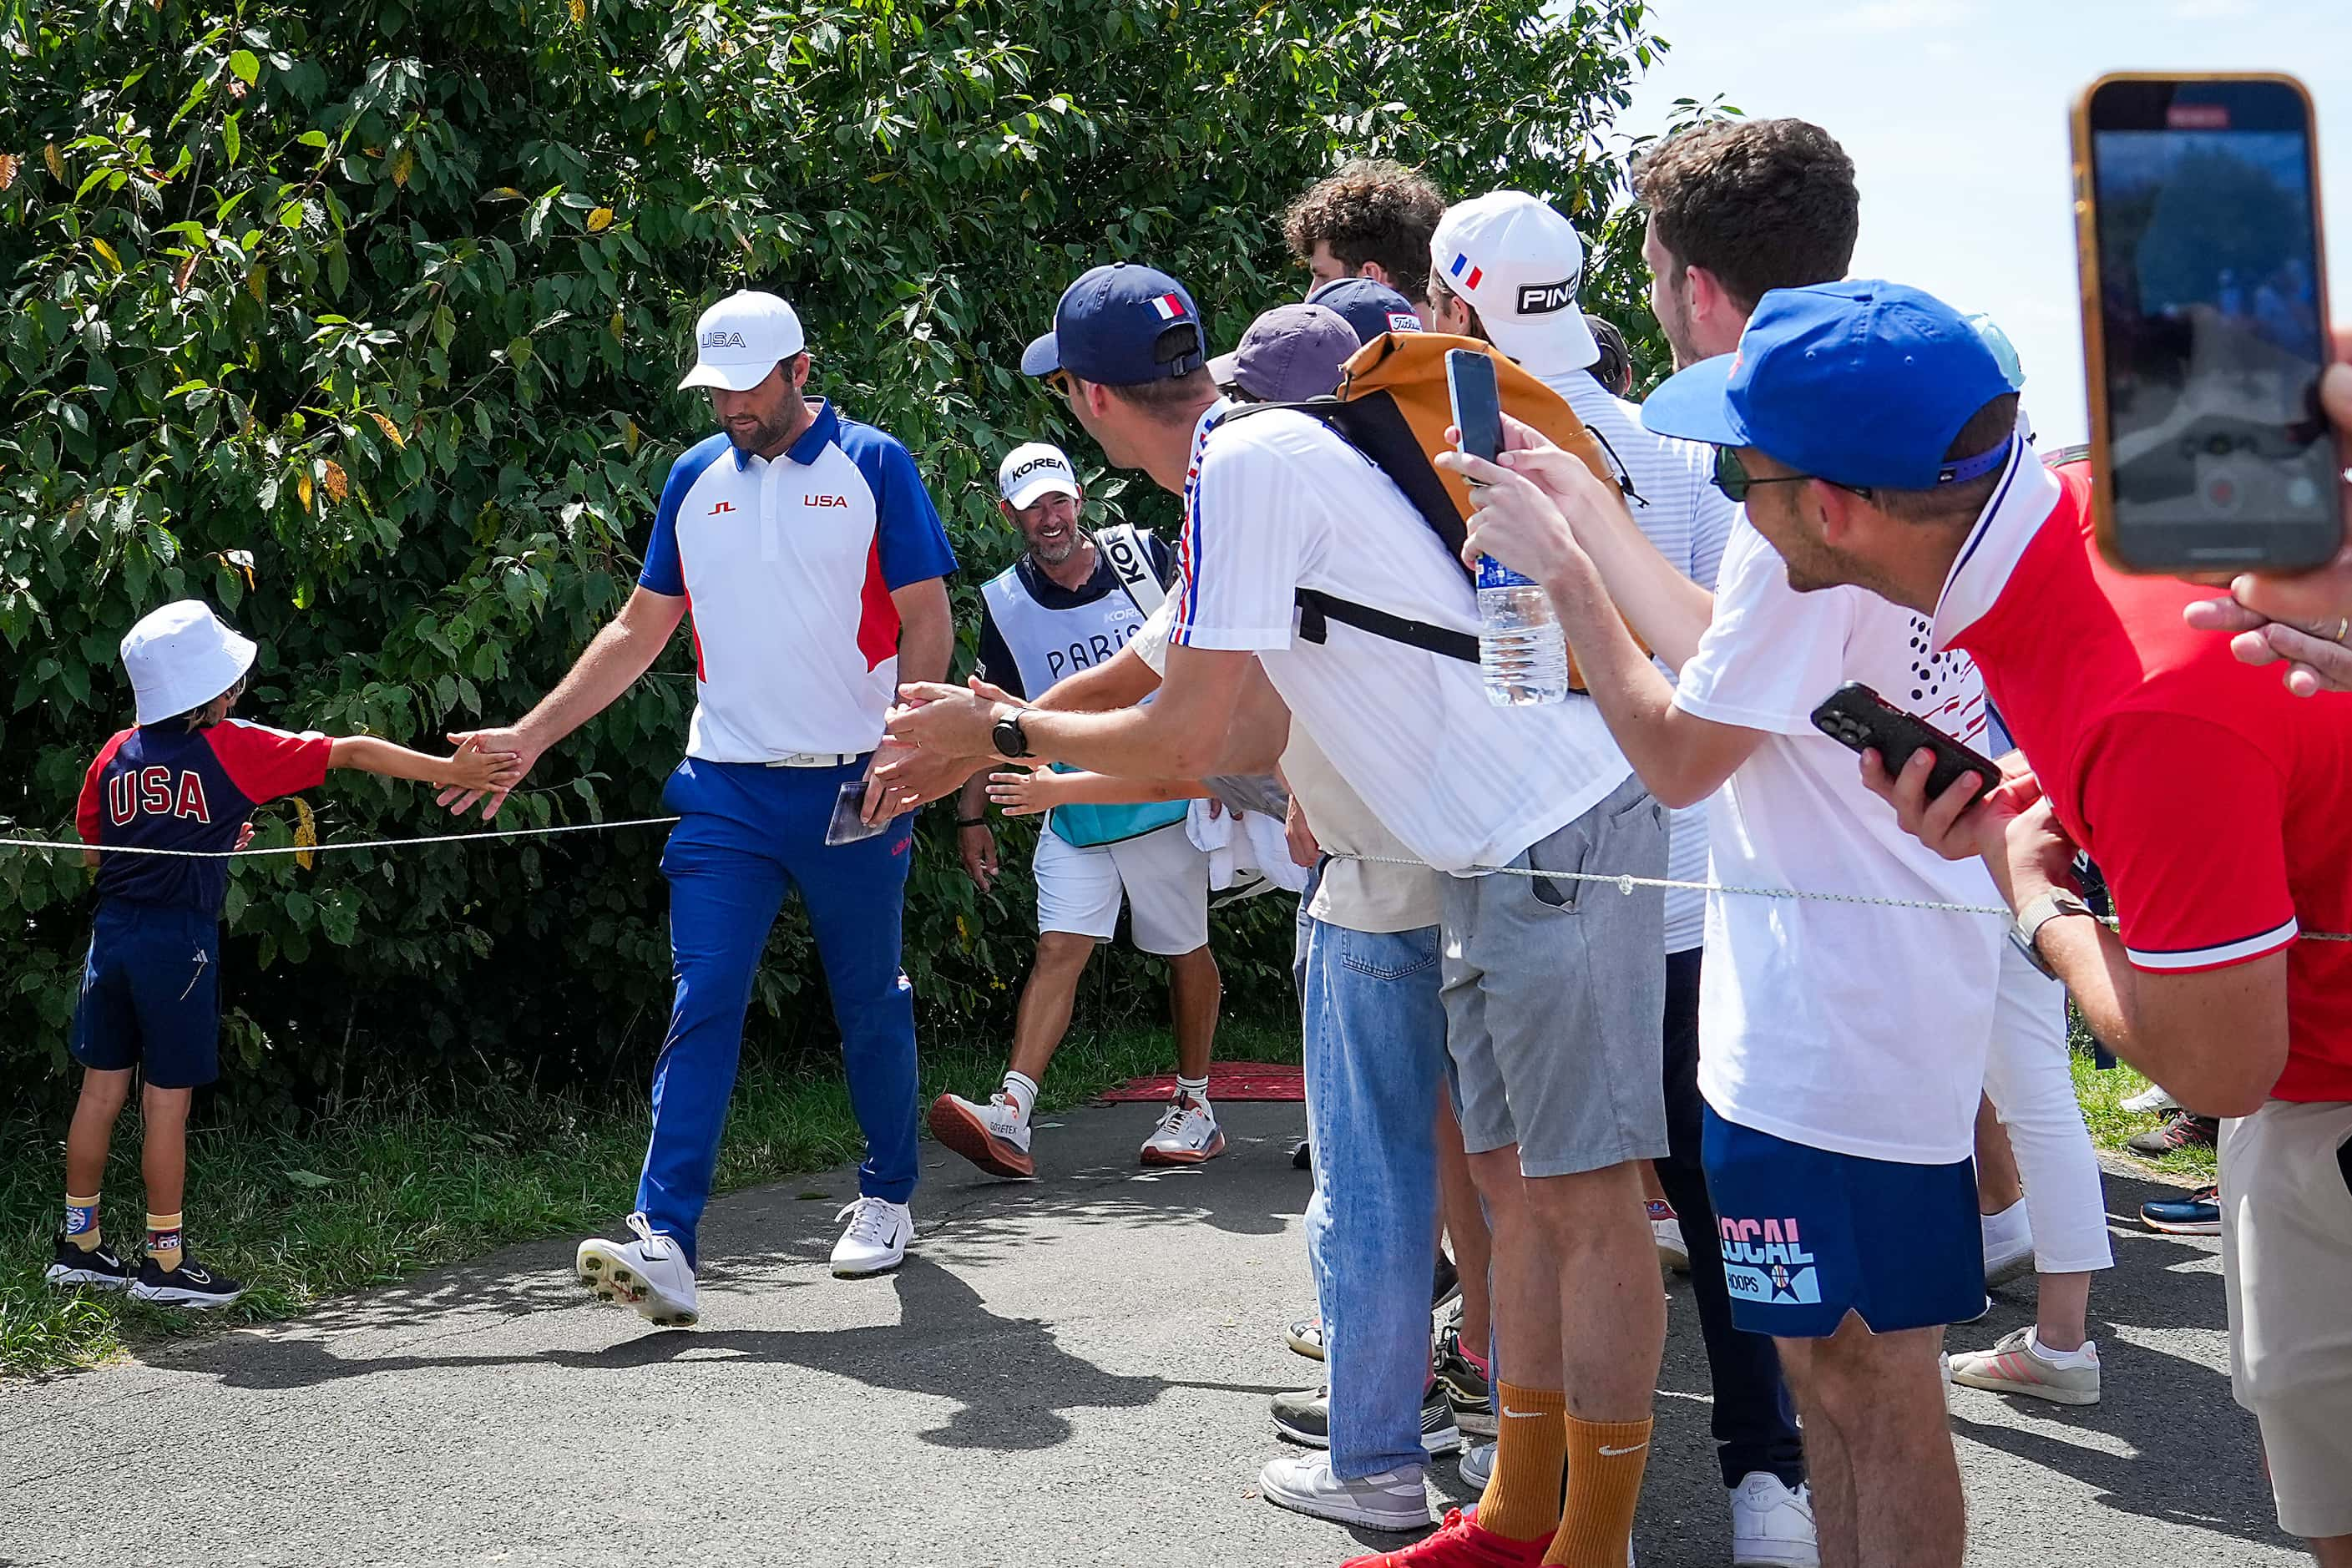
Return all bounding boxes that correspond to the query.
[1439,776,1668,1179]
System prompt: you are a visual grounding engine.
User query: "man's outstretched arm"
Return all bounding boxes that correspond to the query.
[442,586,686,817]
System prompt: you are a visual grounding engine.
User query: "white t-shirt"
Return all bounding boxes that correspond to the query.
[1672,518,2004,1166]
[1170,402,1631,874]
[1546,369,1737,953]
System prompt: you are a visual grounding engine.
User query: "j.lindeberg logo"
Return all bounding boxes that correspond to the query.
[1515,277,1580,316]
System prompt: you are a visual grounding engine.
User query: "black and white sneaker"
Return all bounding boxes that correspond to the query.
[1271,1382,1462,1457]
[45,1232,133,1291]
[129,1254,246,1308]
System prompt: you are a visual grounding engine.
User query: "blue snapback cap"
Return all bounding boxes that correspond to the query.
[1021,264,1207,387]
[1304,277,1425,346]
[1640,280,2017,490]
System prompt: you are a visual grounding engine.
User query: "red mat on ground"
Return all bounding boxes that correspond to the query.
[1096,1061,1303,1102]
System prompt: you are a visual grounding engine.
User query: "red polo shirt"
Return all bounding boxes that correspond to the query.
[1937,452,2352,1104]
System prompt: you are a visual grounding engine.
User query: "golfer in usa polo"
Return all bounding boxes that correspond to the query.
[443,290,956,1322]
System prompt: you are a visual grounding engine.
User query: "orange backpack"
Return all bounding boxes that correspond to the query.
[1211,331,1639,686]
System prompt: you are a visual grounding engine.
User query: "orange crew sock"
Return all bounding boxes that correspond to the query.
[1542,1414,1656,1565]
[1479,1381,1570,1543]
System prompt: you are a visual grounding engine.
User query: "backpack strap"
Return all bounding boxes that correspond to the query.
[1294,588,1479,663]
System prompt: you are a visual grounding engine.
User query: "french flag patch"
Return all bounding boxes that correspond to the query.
[1449,253,1483,291]
[1151,292,1187,321]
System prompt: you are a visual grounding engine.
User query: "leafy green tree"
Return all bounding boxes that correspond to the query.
[1,0,1665,1113]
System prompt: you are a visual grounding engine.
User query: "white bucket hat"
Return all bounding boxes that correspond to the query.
[122,600,257,725]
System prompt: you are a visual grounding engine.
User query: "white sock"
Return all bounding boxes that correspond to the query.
[1176,1074,1211,1112]
[1001,1071,1039,1127]
[1980,1197,2031,1250]
[2028,1327,2097,1365]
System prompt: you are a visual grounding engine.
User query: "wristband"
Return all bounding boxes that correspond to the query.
[955,817,989,829]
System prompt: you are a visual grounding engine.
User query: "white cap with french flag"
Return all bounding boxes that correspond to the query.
[1429,190,1601,379]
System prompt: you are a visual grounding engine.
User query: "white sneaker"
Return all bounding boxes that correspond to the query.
[831,1196,913,1277]
[928,1091,1035,1179]
[1257,1451,1432,1531]
[1139,1095,1227,1166]
[1647,1200,1690,1272]
[575,1213,699,1327]
[2121,1081,2179,1115]
[1980,1198,2036,1287]
[1948,1327,2102,1406]
[1729,1472,1818,1567]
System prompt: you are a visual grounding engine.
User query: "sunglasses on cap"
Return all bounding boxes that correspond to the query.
[1711,446,1873,505]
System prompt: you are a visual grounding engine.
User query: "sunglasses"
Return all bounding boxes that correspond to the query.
[1044,369,1075,399]
[1710,446,1872,504]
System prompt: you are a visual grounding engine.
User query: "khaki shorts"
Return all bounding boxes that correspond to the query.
[2221,1097,2352,1540]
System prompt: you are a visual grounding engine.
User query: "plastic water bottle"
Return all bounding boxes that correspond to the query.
[1475,555,1569,707]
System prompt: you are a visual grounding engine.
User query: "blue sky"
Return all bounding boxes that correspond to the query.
[1614,0,2352,445]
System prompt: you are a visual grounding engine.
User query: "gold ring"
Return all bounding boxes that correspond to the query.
[2335,616,2349,644]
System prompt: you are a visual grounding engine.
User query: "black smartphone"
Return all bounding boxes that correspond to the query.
[2073,73,2343,573]
[1445,347,1504,465]
[823,780,888,846]
[1809,683,1998,809]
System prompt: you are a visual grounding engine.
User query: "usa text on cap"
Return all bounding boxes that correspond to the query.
[1020,264,1207,387]
[678,291,807,393]
[1429,191,1600,377]
[1639,280,2017,491]
[999,442,1082,509]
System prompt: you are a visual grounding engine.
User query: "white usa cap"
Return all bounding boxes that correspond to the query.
[1429,192,1600,378]
[997,441,1081,510]
[121,599,257,726]
[677,290,807,393]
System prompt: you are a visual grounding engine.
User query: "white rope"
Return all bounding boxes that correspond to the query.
[1328,852,2352,941]
[0,817,682,859]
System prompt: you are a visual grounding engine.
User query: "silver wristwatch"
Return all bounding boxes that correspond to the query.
[2010,888,2094,979]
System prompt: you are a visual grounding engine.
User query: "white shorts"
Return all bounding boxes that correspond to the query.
[1034,822,1210,956]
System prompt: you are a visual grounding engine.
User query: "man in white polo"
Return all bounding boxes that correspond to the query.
[933,440,1225,1177]
[442,290,956,1319]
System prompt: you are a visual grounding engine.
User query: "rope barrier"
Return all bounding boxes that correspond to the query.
[0,817,682,859]
[4,824,2344,941]
[1326,852,2352,941]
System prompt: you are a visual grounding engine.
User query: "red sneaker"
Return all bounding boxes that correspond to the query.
[1341,1508,1550,1568]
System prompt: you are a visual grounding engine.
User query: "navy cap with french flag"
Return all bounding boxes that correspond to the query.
[1021,263,1207,387]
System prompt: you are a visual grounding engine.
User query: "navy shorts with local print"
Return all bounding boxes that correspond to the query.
[1701,1104,1984,1338]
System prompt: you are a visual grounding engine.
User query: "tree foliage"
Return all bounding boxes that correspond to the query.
[0,0,1663,1113]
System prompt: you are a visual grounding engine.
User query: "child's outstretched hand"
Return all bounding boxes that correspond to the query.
[986,765,1064,817]
[442,737,526,795]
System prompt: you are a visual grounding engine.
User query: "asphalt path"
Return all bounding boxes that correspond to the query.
[0,1102,2299,1567]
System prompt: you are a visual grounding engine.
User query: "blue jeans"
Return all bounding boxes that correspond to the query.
[1300,910,1447,1479]
[637,758,918,1267]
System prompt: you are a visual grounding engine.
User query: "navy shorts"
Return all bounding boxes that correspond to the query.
[70,903,223,1089]
[1701,1105,1985,1338]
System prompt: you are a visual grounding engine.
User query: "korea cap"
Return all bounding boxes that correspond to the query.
[1429,191,1601,377]
[122,599,258,726]
[1304,277,1425,346]
[1639,280,2018,490]
[998,441,1082,510]
[677,291,807,393]
[1021,264,1207,387]
[1207,303,1361,402]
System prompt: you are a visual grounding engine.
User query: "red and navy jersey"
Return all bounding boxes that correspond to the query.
[76,720,333,914]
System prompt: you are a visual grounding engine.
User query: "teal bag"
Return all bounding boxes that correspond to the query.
[1045,763,1189,847]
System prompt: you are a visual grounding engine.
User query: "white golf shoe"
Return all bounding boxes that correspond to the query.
[575,1212,699,1328]
[831,1196,913,1277]
[1139,1095,1226,1166]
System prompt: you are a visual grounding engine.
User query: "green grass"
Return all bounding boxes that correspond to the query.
[2068,1019,2219,1186]
[2,1019,1301,1378]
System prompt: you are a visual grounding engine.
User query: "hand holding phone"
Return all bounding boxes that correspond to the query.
[1809,682,1998,810]
[2073,73,2344,574]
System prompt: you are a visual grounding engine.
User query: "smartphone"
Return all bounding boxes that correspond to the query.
[1445,347,1504,465]
[2072,73,2343,574]
[823,780,888,846]
[1809,683,1998,809]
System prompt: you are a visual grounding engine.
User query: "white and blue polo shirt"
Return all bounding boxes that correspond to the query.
[640,400,956,761]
